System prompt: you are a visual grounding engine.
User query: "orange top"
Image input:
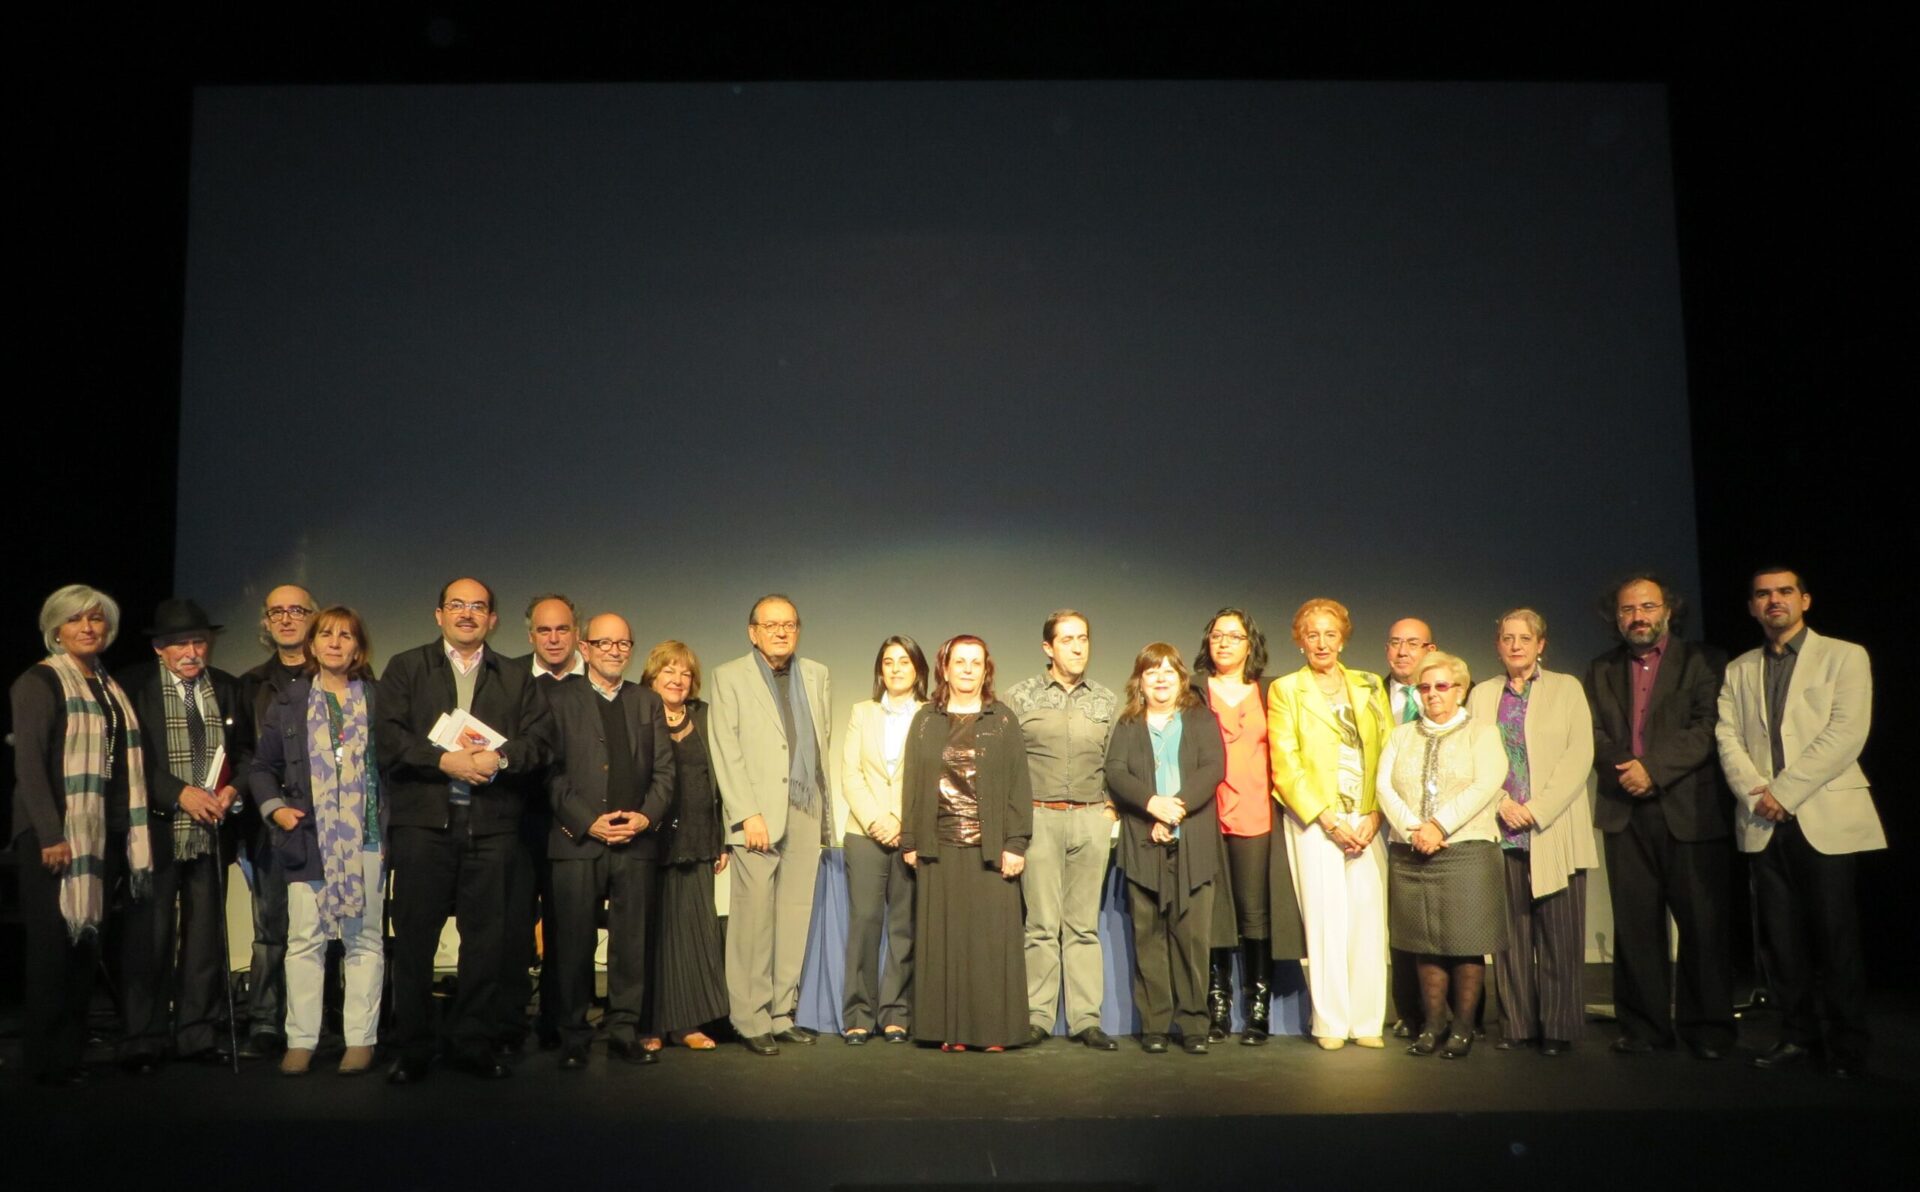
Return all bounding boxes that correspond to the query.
[1208,681,1273,837]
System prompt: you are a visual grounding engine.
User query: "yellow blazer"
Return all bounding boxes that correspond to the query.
[1267,664,1392,825]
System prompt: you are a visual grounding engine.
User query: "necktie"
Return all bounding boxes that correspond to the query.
[1402,687,1419,723]
[183,677,209,786]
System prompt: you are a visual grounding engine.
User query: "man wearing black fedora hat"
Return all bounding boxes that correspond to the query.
[116,598,253,1066]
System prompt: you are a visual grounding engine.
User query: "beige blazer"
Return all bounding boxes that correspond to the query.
[1716,628,1882,856]
[839,697,922,838]
[707,652,833,848]
[1465,668,1599,898]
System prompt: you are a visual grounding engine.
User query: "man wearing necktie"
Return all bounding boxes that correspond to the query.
[1383,618,1435,1038]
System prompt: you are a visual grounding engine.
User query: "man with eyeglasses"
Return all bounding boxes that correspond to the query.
[498,593,582,1053]
[542,613,675,1069]
[231,584,318,1059]
[707,594,832,1055]
[1382,617,1436,1039]
[377,577,553,1082]
[1582,573,1734,1060]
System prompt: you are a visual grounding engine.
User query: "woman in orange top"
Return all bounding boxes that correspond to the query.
[1192,608,1306,1045]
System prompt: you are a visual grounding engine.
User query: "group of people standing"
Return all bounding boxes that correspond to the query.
[9,566,1881,1086]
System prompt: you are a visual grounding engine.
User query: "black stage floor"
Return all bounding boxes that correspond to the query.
[6,991,1915,1190]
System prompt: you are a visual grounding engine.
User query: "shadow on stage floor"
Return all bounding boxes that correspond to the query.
[5,987,1915,1190]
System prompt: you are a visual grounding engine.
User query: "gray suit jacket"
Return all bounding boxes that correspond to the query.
[707,652,832,847]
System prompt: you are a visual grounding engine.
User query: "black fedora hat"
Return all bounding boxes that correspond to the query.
[144,598,223,639]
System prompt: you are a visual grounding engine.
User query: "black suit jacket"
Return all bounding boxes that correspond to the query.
[235,656,305,858]
[1106,704,1227,898]
[545,676,676,860]
[376,640,553,836]
[1582,637,1729,841]
[114,659,253,864]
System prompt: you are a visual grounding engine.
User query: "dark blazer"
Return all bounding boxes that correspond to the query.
[115,659,253,864]
[1583,637,1729,841]
[235,656,305,858]
[545,676,676,860]
[898,702,1033,863]
[247,674,390,881]
[1106,703,1227,898]
[376,640,553,836]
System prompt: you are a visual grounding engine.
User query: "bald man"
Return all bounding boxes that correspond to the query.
[1383,617,1436,1039]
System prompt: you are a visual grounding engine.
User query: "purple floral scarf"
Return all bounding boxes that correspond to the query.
[306,679,371,938]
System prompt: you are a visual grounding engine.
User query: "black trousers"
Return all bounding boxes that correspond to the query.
[243,844,289,1039]
[1603,800,1735,1050]
[841,832,915,1033]
[1497,852,1588,1043]
[147,843,230,1056]
[550,849,657,1047]
[499,807,559,1043]
[1751,818,1869,1063]
[389,810,514,1064]
[1127,875,1214,1039]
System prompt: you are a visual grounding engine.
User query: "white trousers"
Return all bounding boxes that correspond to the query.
[285,848,387,1049]
[1288,814,1387,1040]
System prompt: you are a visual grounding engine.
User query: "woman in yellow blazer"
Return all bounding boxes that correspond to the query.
[1267,598,1393,1048]
[1465,609,1597,1056]
[838,635,929,1044]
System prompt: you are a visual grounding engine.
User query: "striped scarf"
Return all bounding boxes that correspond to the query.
[306,679,372,938]
[159,671,222,861]
[44,653,154,941]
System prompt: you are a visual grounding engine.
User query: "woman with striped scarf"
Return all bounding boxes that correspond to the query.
[9,584,157,1086]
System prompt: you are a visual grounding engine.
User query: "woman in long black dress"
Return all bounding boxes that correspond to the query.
[641,640,729,1051]
[899,635,1032,1051]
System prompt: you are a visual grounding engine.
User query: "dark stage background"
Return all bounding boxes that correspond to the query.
[9,6,1909,992]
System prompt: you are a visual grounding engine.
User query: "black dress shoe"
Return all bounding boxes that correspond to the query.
[1752,1041,1813,1070]
[772,1026,816,1045]
[1391,1019,1413,1040]
[185,1047,234,1067]
[1690,1044,1726,1061]
[1181,1036,1210,1055]
[843,1030,869,1046]
[1828,1062,1858,1080]
[120,1055,162,1076]
[1440,1032,1474,1059]
[882,1028,910,1044]
[238,1032,283,1060]
[386,1057,430,1085]
[537,1028,564,1052]
[36,1068,89,1087]
[1539,1039,1570,1057]
[1072,1026,1119,1051]
[1407,1031,1439,1057]
[742,1033,780,1056]
[1140,1033,1170,1054]
[609,1039,659,1065]
[1025,1024,1051,1047]
[448,1051,512,1079]
[1611,1036,1656,1055]
[558,1045,589,1070]
[492,1039,523,1058]
[1494,1036,1534,1051]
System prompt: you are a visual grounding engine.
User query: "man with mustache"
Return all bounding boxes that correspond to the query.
[1716,567,1882,1078]
[377,577,553,1082]
[1582,574,1735,1059]
[1382,617,1436,1039]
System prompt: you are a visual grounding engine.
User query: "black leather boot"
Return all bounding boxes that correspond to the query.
[1206,949,1234,1043]
[1240,938,1272,1045]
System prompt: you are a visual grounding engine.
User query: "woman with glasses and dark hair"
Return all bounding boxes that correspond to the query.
[899,635,1033,1051]
[1107,643,1227,1053]
[838,635,929,1044]
[11,584,157,1085]
[1192,607,1306,1045]
[250,606,388,1076]
[1376,651,1510,1059]
[640,640,730,1052]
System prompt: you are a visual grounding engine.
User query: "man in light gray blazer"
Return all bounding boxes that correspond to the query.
[1716,566,1882,1078]
[708,594,833,1055]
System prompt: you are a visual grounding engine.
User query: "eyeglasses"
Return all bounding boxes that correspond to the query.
[1208,631,1249,645]
[754,620,799,634]
[585,638,634,653]
[443,600,491,614]
[265,605,314,622]
[1386,637,1430,649]
[1617,602,1664,617]
[1415,681,1464,693]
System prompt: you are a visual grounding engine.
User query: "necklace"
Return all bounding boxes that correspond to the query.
[664,705,687,726]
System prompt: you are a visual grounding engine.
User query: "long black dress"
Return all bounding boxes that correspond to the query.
[651,700,728,1036]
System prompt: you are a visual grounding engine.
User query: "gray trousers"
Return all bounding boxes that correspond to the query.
[1496,852,1588,1043]
[841,832,914,1033]
[726,801,823,1038]
[1022,803,1108,1033]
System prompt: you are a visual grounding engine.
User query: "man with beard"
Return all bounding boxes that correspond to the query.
[1583,574,1734,1059]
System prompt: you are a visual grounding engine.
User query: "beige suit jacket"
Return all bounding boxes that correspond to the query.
[707,652,833,848]
[1716,628,1882,855]
[839,697,922,838]
[1466,668,1599,898]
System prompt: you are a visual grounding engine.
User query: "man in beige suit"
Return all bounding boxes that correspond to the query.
[1716,566,1882,1078]
[708,594,833,1055]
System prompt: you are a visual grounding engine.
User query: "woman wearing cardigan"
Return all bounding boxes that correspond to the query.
[1192,607,1306,1045]
[10,584,157,1085]
[250,606,389,1076]
[838,635,928,1044]
[1467,609,1596,1056]
[1267,598,1393,1049]
[1376,650,1511,1059]
[900,635,1033,1051]
[1107,643,1228,1054]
